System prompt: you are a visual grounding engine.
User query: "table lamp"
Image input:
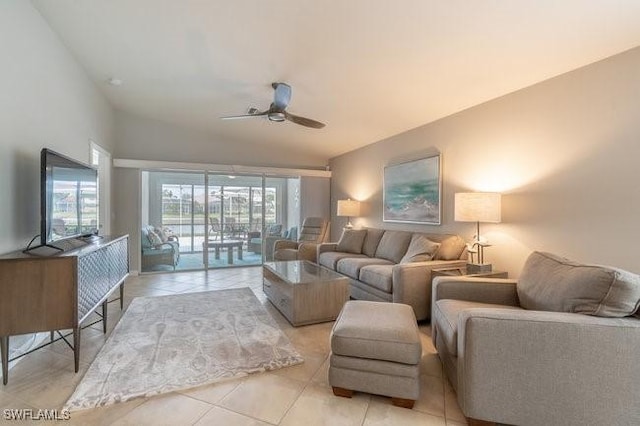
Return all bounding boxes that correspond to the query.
[337,199,361,229]
[454,192,501,273]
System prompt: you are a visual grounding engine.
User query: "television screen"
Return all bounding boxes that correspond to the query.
[41,149,98,245]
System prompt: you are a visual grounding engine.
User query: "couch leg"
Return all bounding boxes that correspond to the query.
[391,397,415,409]
[332,387,353,398]
[467,418,495,426]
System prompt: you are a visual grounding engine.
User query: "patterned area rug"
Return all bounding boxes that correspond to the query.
[64,288,303,411]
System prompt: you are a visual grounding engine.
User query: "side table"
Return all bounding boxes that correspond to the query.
[432,267,508,280]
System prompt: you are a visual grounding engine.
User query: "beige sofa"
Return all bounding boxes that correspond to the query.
[432,251,640,425]
[318,228,467,320]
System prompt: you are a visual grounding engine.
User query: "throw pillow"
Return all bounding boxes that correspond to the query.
[154,226,168,242]
[400,234,441,263]
[434,235,466,260]
[518,251,640,318]
[361,228,385,257]
[336,229,367,254]
[148,230,163,246]
[374,231,412,263]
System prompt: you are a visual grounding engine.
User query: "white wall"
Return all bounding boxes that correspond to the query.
[0,2,114,255]
[330,46,640,277]
[0,1,115,374]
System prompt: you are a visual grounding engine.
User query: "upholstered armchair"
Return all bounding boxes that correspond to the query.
[247,224,282,254]
[431,251,640,426]
[273,217,330,263]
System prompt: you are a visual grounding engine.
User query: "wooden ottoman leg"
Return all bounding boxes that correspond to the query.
[332,387,353,398]
[391,397,415,409]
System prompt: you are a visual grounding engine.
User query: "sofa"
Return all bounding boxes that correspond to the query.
[317,228,468,320]
[432,251,640,425]
[141,225,180,270]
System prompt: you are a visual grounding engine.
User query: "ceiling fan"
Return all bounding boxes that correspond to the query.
[221,82,325,129]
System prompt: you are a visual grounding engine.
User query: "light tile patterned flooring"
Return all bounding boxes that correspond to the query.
[0,267,468,425]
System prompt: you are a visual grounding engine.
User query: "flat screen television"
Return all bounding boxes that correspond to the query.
[41,149,98,246]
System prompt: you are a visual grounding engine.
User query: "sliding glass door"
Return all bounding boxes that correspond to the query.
[204,175,263,268]
[141,171,299,273]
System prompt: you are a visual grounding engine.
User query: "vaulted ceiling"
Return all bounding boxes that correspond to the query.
[34,0,640,159]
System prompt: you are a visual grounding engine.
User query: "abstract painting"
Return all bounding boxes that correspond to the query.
[383,155,441,224]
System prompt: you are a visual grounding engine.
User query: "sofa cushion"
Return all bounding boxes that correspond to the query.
[331,300,422,365]
[337,257,393,280]
[148,230,163,246]
[374,231,412,263]
[362,228,385,258]
[434,235,466,260]
[400,234,441,264]
[141,227,153,249]
[518,251,640,317]
[319,252,366,270]
[336,229,367,254]
[359,265,394,293]
[434,299,523,356]
[154,227,169,242]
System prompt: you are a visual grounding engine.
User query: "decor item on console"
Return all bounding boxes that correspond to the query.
[383,154,441,225]
[431,251,640,425]
[318,228,467,320]
[454,192,501,273]
[336,199,361,229]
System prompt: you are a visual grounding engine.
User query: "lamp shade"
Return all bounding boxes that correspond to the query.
[454,192,501,223]
[337,199,361,217]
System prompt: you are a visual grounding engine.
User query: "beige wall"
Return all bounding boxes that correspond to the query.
[330,46,640,277]
[0,2,114,255]
[114,110,327,168]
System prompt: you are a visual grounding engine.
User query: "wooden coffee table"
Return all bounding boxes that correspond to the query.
[202,239,243,264]
[263,260,350,326]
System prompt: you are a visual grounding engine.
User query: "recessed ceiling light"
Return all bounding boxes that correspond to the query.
[107,78,123,86]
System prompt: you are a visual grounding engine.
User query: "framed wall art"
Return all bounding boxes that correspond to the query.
[383,154,441,225]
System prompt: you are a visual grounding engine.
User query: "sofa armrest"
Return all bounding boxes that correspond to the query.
[456,309,640,425]
[273,239,299,251]
[297,242,319,262]
[432,277,519,307]
[317,243,338,255]
[392,259,467,320]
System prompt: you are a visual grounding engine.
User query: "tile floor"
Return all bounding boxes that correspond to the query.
[0,267,468,425]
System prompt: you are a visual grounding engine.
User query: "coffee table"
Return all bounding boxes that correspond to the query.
[263,260,350,326]
[202,239,243,264]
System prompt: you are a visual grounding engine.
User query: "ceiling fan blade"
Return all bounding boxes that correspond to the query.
[220,111,267,120]
[272,82,292,110]
[284,111,325,129]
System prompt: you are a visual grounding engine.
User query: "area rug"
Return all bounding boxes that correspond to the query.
[64,288,303,411]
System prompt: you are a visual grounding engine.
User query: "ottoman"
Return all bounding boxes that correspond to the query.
[329,300,422,408]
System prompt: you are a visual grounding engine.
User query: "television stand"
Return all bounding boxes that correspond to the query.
[0,234,129,385]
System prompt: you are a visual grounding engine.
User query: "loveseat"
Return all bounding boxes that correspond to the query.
[432,251,640,425]
[141,225,180,270]
[317,228,467,320]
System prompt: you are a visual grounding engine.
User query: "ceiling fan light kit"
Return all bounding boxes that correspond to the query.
[221,82,325,129]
